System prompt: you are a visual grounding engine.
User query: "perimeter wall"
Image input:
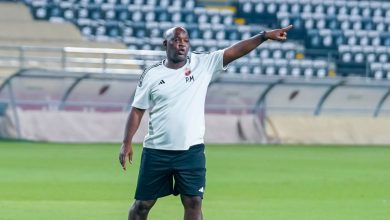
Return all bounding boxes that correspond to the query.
[1,70,390,145]
[0,110,267,144]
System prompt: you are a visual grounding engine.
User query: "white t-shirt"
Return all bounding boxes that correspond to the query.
[132,50,226,150]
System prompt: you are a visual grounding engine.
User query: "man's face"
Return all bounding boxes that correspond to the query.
[164,28,190,63]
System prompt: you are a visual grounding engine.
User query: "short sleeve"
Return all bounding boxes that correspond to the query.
[205,49,228,75]
[132,72,151,109]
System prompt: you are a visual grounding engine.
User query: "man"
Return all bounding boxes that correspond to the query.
[119,25,293,220]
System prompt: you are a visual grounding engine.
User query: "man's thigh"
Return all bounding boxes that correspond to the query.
[134,148,174,200]
[173,144,206,198]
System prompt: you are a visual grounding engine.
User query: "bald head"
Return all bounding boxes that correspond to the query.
[163,26,189,41]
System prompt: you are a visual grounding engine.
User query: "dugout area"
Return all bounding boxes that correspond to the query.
[1,69,390,145]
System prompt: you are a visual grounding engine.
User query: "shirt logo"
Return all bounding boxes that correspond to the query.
[184,68,194,83]
[185,68,191,76]
[159,80,165,85]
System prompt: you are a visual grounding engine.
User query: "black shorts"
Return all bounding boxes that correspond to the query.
[134,144,206,201]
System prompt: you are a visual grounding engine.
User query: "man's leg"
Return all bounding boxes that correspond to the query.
[129,199,157,220]
[181,195,202,220]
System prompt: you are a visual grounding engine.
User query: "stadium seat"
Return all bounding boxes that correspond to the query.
[364,47,376,63]
[105,20,121,38]
[289,60,301,77]
[23,0,386,78]
[252,66,262,75]
[383,64,390,75]
[227,65,237,74]
[240,65,251,74]
[374,70,384,80]
[260,49,270,59]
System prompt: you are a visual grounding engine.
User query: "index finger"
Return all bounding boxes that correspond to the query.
[281,25,293,32]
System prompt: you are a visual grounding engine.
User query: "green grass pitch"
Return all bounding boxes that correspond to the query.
[0,141,390,220]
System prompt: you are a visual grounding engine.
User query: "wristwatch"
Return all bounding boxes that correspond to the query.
[259,30,268,41]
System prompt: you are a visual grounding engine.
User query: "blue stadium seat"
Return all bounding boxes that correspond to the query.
[252,66,262,75]
[105,20,121,38]
[275,59,288,76]
[313,60,328,78]
[364,46,376,63]
[259,49,270,59]
[24,0,389,79]
[184,12,196,24]
[114,5,128,20]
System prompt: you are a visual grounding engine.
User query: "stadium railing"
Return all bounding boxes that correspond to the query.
[0,45,338,78]
[0,45,165,75]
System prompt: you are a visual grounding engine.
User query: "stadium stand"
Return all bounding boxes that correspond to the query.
[0,1,128,77]
[17,0,334,78]
[236,0,390,78]
[0,0,388,78]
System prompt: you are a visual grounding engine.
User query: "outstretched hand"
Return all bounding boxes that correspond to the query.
[119,143,133,171]
[265,25,293,42]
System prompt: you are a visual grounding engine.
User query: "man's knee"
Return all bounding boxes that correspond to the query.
[181,196,202,210]
[131,200,156,215]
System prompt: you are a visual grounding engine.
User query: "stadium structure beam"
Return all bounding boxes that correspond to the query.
[0,69,23,93]
[253,79,284,113]
[0,70,27,139]
[58,73,91,110]
[373,88,390,117]
[6,82,21,138]
[314,80,345,116]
